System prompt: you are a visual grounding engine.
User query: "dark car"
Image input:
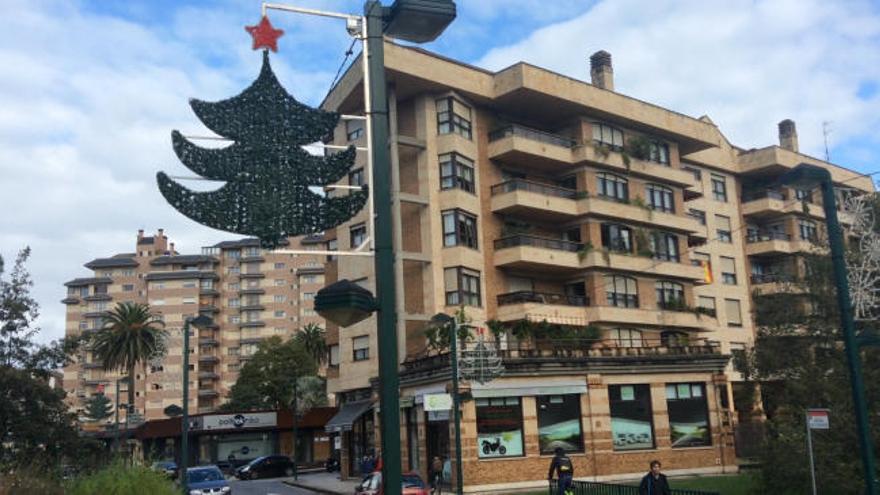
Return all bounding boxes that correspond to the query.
[234,455,296,480]
[151,460,178,479]
[186,465,231,494]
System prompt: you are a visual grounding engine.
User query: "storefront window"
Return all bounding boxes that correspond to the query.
[609,384,655,451]
[537,395,583,454]
[666,383,711,448]
[475,397,524,458]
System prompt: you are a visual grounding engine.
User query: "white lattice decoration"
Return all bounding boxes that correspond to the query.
[458,331,503,385]
[844,193,880,321]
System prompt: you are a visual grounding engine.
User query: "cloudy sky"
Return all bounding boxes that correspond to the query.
[2,0,878,344]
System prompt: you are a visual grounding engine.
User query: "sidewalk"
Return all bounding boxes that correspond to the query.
[283,471,360,494]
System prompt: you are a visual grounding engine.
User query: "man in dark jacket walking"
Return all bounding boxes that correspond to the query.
[547,447,574,495]
[639,460,671,495]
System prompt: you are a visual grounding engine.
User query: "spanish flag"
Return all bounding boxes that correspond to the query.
[702,261,713,283]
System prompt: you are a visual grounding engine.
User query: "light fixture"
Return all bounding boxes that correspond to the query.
[315,279,378,327]
[384,0,457,43]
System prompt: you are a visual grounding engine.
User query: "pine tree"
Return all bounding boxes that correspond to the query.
[84,393,113,422]
[157,51,368,249]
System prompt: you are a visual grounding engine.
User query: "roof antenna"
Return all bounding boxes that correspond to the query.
[822,121,832,162]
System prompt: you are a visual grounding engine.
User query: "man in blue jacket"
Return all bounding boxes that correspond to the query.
[639,460,671,495]
[547,447,574,494]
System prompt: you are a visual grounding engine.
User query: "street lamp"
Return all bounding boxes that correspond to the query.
[180,314,213,491]
[778,163,878,494]
[429,313,464,495]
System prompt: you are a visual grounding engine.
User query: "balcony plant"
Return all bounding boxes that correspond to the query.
[624,135,653,161]
[577,241,594,261]
[634,229,655,258]
[424,307,472,352]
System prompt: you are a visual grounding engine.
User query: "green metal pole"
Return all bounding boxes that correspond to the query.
[818,175,878,495]
[293,378,299,480]
[450,321,463,494]
[364,2,402,494]
[181,318,191,492]
[114,379,120,455]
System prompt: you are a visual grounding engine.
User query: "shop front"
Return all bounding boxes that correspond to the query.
[324,399,375,479]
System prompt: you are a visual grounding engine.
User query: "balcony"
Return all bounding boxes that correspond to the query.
[488,125,577,171]
[198,371,219,379]
[240,336,267,345]
[742,190,825,219]
[239,272,265,279]
[239,321,266,328]
[745,232,815,256]
[198,389,219,398]
[198,355,219,364]
[198,337,219,347]
[239,304,266,311]
[750,273,805,296]
[240,288,266,295]
[199,305,221,313]
[82,362,103,370]
[496,295,704,329]
[61,296,80,305]
[572,144,697,187]
[199,288,220,296]
[82,311,109,319]
[497,291,589,307]
[490,180,580,221]
[493,235,581,272]
[580,250,706,282]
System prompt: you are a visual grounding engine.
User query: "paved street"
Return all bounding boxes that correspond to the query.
[229,477,313,495]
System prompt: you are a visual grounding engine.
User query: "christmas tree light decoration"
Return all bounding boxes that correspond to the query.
[157,50,368,249]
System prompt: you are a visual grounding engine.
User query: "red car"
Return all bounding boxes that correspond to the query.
[354,471,429,495]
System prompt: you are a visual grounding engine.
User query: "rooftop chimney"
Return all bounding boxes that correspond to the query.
[170,242,175,255]
[778,119,798,152]
[158,228,164,238]
[137,229,144,240]
[590,50,614,91]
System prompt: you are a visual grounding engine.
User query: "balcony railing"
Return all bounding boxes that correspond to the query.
[494,234,583,253]
[746,231,792,243]
[488,124,577,148]
[490,179,579,199]
[750,273,798,284]
[497,291,589,307]
[743,189,787,202]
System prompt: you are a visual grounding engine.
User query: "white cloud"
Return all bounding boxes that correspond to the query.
[476,0,880,168]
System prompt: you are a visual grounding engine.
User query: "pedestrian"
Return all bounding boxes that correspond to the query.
[431,456,444,494]
[639,460,671,495]
[547,447,574,495]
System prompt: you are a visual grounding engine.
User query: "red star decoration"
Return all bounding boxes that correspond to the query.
[245,16,284,52]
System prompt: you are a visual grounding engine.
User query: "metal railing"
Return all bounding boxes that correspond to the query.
[494,234,584,252]
[742,189,787,202]
[750,273,797,284]
[491,179,579,199]
[488,124,577,148]
[550,479,719,495]
[746,231,792,243]
[497,291,589,307]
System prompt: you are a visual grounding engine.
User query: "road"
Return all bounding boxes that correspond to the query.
[229,477,314,495]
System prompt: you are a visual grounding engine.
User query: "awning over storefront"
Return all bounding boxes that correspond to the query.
[471,378,588,398]
[324,400,373,433]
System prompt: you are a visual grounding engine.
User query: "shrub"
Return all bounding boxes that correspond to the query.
[66,462,178,495]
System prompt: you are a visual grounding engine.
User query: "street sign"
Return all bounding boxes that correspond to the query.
[808,409,830,430]
[423,393,453,412]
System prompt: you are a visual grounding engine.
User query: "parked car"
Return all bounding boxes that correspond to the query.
[151,460,178,479]
[186,465,231,494]
[354,471,429,495]
[234,455,296,480]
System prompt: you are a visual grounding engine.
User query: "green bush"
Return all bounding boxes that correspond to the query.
[66,462,178,495]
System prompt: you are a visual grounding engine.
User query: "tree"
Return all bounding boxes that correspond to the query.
[84,393,113,423]
[221,336,319,412]
[738,196,880,494]
[294,323,327,366]
[156,50,368,249]
[90,302,166,412]
[0,248,85,471]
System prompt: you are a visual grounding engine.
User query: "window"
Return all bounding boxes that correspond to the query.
[725,299,743,327]
[689,209,706,226]
[691,252,710,269]
[697,296,717,317]
[302,292,315,301]
[228,363,240,372]
[596,172,628,202]
[444,267,481,306]
[715,215,732,243]
[795,189,812,202]
[244,247,260,257]
[274,295,286,303]
[122,284,134,292]
[301,275,318,284]
[601,223,633,253]
[274,262,285,270]
[228,298,240,308]
[442,209,478,248]
[537,395,583,454]
[711,174,727,202]
[592,123,624,150]
[476,397,524,458]
[274,279,286,287]
[227,266,240,275]
[720,257,737,285]
[655,281,685,310]
[439,153,475,193]
[609,385,654,451]
[684,166,702,181]
[226,250,241,260]
[666,383,711,447]
[350,224,367,248]
[605,275,638,308]
[349,168,365,187]
[228,315,240,324]
[274,310,286,318]
[182,297,196,305]
[649,141,670,165]
[228,282,240,291]
[799,220,818,241]
[609,328,643,348]
[353,336,369,361]
[346,119,364,141]
[436,97,472,139]
[646,184,674,213]
[326,344,340,366]
[228,347,240,356]
[151,282,165,290]
[650,232,680,262]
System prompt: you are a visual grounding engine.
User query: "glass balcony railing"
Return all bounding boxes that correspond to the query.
[494,234,583,253]
[488,124,576,148]
[746,231,792,243]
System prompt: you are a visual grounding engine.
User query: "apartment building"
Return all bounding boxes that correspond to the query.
[319,43,873,491]
[62,230,327,424]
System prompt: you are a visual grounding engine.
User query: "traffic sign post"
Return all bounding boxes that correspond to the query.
[806,409,830,495]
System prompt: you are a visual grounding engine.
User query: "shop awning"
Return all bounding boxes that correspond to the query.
[471,378,587,398]
[324,400,373,433]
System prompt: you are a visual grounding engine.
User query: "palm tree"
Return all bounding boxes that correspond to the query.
[294,323,327,366]
[91,302,166,413]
